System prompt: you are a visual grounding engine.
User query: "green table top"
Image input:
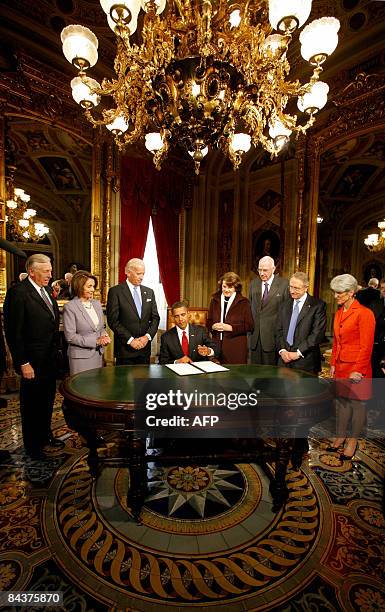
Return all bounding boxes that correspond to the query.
[62,364,329,405]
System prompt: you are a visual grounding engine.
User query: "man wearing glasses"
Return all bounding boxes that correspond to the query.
[249,256,289,365]
[276,271,326,374]
[275,271,327,469]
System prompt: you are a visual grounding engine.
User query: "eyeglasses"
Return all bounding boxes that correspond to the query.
[289,285,305,291]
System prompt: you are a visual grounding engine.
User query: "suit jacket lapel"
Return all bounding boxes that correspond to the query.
[267,276,283,302]
[296,295,312,326]
[140,286,149,320]
[283,299,293,333]
[122,281,140,318]
[170,327,183,356]
[26,280,56,319]
[341,299,359,322]
[188,325,198,355]
[74,297,97,329]
[226,293,241,318]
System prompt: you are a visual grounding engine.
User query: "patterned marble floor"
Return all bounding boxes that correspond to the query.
[0,392,384,611]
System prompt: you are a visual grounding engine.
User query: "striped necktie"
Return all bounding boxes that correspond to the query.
[40,287,55,317]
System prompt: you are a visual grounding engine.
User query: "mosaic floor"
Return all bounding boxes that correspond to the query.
[0,393,384,611]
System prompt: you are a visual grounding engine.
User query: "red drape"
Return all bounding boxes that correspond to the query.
[119,157,152,279]
[119,157,181,306]
[151,175,181,306]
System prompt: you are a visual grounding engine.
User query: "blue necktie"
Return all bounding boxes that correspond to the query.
[133,285,142,317]
[286,300,299,346]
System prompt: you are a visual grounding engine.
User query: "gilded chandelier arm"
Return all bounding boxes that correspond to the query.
[61,1,341,173]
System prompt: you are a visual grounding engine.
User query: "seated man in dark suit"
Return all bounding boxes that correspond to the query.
[159,301,219,364]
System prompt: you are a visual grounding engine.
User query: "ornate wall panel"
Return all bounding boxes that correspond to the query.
[304,73,385,285]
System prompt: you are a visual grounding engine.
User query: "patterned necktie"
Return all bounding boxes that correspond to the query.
[182,331,189,356]
[286,300,300,346]
[40,287,55,317]
[261,282,269,307]
[133,285,142,317]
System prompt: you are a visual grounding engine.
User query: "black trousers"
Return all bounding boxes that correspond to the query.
[250,341,277,365]
[116,353,150,366]
[20,374,56,454]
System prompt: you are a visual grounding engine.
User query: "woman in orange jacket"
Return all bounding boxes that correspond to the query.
[329,274,375,460]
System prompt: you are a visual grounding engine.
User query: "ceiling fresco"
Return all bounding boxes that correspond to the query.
[5,118,92,223]
[319,132,385,226]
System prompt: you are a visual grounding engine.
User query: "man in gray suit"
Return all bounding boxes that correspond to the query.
[107,258,160,365]
[249,256,289,365]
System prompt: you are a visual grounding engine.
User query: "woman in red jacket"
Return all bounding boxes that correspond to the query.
[329,274,375,460]
[207,272,254,364]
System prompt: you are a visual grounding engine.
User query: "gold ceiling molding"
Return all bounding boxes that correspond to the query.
[307,72,385,154]
[0,52,93,142]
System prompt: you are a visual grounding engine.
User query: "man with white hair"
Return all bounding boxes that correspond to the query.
[3,254,64,459]
[107,258,160,365]
[368,277,379,289]
[249,256,289,365]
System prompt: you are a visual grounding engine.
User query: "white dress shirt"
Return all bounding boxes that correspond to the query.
[29,277,53,305]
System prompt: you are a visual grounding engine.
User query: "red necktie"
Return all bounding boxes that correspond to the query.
[182,331,189,356]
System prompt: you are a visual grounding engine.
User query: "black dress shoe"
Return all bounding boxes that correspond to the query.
[46,437,65,449]
[0,398,8,408]
[340,450,357,461]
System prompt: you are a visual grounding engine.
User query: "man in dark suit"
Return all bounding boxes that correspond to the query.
[0,312,10,461]
[249,256,289,365]
[276,271,326,468]
[276,271,327,374]
[380,279,385,307]
[107,258,160,365]
[0,312,7,409]
[159,301,218,364]
[356,277,382,314]
[356,278,384,378]
[3,254,63,459]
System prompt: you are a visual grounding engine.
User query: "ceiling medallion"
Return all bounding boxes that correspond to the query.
[61,1,340,173]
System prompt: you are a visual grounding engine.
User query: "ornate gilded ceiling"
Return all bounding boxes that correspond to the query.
[1,0,385,231]
[319,133,385,228]
[5,118,92,224]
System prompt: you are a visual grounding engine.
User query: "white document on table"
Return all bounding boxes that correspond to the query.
[191,361,229,373]
[164,363,204,376]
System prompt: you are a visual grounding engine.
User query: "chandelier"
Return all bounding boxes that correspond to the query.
[61,0,340,173]
[6,181,49,242]
[364,220,385,252]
